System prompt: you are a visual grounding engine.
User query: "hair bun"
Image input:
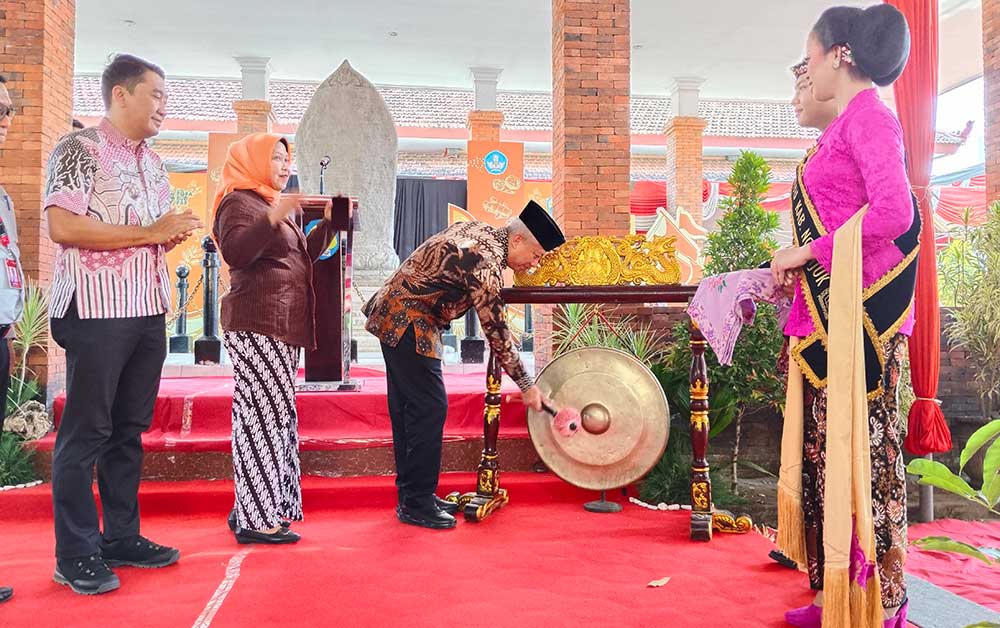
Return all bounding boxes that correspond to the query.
[848,4,911,86]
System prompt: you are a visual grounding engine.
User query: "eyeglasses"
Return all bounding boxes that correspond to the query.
[0,104,15,120]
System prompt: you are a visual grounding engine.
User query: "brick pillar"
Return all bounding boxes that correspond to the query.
[664,117,708,222]
[552,0,631,239]
[664,77,706,224]
[467,110,504,143]
[985,0,1000,202]
[541,0,631,368]
[233,100,274,134]
[0,0,76,393]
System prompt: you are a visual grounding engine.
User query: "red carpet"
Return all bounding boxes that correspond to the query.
[907,518,1000,612]
[0,474,816,627]
[38,367,525,453]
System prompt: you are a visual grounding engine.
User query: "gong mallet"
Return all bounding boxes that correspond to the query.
[542,402,620,512]
[541,402,581,437]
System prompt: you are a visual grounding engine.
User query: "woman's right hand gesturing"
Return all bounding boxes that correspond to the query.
[267,194,302,226]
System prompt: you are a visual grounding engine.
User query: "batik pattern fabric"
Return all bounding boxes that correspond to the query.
[43,118,172,320]
[363,221,533,391]
[801,333,908,608]
[224,330,304,530]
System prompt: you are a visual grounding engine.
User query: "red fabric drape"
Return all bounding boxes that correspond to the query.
[886,0,952,454]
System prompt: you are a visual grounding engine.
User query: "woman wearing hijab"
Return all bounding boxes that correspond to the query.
[770,5,918,628]
[212,133,334,544]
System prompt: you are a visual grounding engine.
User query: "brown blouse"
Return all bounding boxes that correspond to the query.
[213,189,334,349]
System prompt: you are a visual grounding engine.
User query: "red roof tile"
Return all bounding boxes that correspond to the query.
[148,138,802,183]
[76,76,964,144]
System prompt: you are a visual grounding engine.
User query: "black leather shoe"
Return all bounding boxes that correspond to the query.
[768,549,798,569]
[0,586,12,603]
[234,527,300,545]
[101,535,180,569]
[434,495,460,515]
[228,509,290,532]
[54,554,120,595]
[397,502,457,530]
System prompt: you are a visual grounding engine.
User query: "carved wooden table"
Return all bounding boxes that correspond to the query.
[449,284,752,541]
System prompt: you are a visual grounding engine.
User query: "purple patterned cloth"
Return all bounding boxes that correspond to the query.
[687,268,792,366]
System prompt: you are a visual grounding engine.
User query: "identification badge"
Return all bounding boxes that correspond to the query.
[5,259,21,289]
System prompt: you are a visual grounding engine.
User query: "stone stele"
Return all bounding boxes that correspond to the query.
[295,59,400,276]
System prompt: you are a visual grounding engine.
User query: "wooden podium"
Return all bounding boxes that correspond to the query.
[297,196,360,391]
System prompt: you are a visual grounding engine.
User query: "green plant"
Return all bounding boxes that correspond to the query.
[937,207,982,308]
[663,150,785,492]
[5,376,40,419]
[7,280,49,419]
[897,351,914,439]
[946,201,1000,418]
[651,363,738,439]
[639,417,744,508]
[906,419,1000,566]
[0,431,36,486]
[551,303,667,367]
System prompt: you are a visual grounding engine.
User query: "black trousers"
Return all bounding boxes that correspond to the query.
[380,326,448,505]
[0,330,10,434]
[50,305,166,559]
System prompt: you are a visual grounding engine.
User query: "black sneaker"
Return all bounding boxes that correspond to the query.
[54,554,120,595]
[0,586,12,603]
[101,535,180,569]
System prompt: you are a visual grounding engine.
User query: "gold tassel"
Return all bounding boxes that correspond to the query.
[862,574,884,628]
[845,572,883,628]
[776,487,807,566]
[821,567,851,628]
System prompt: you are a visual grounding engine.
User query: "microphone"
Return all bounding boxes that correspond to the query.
[319,156,331,194]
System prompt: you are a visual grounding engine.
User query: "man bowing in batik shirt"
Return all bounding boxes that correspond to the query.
[364,200,565,530]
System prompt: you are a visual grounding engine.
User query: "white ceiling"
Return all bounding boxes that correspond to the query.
[74,0,982,100]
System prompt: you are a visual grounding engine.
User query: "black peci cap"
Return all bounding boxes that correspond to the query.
[519,200,566,251]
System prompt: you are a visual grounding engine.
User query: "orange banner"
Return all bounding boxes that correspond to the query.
[467,141,525,227]
[164,172,212,320]
[166,131,243,326]
[206,132,245,215]
[522,180,552,216]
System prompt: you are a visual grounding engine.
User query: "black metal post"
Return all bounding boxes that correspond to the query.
[522,304,533,351]
[169,264,191,353]
[194,236,222,364]
[461,310,485,363]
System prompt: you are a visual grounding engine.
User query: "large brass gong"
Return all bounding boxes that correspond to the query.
[528,347,670,491]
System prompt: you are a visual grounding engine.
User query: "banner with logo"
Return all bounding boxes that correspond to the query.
[466,141,525,228]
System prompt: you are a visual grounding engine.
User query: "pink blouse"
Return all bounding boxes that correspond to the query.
[784,88,915,338]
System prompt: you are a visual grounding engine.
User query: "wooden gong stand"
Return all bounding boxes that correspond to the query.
[447,284,752,541]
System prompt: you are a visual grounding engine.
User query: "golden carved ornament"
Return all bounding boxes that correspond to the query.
[514,235,682,287]
[690,378,708,401]
[690,410,709,433]
[712,511,753,534]
[475,490,509,520]
[478,468,497,494]
[485,406,501,425]
[486,372,502,393]
[691,481,710,511]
